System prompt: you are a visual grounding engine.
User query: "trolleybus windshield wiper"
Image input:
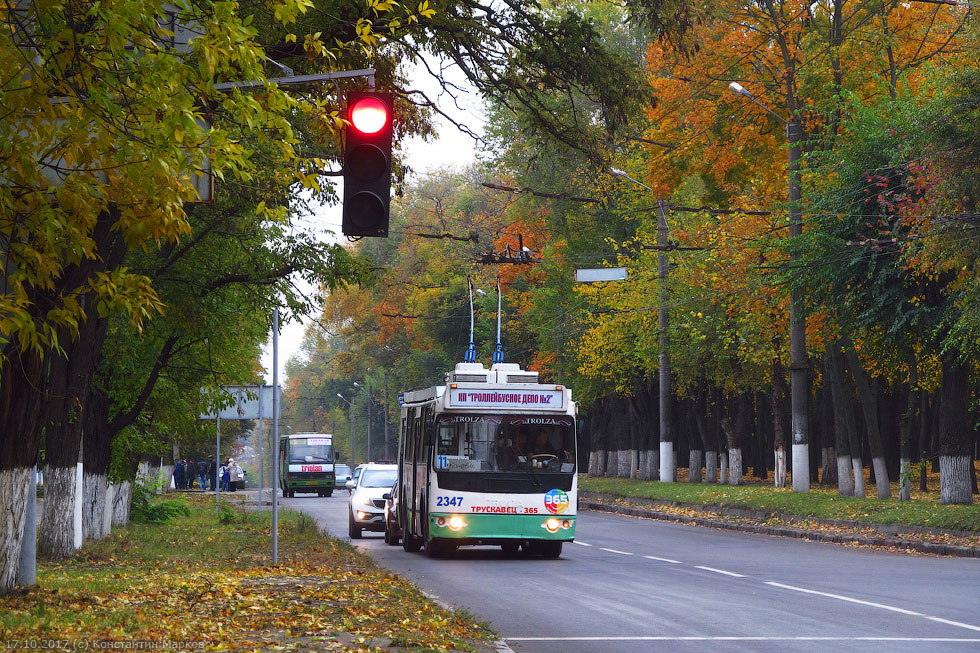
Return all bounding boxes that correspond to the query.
[525,459,542,487]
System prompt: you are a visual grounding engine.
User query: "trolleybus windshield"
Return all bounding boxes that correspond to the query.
[435,415,575,473]
[287,437,333,463]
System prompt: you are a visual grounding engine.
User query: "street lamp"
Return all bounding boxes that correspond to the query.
[728,80,808,493]
[610,166,674,483]
[337,393,354,467]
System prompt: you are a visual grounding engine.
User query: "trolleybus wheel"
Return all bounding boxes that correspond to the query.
[402,533,422,552]
[324,490,332,497]
[348,512,362,539]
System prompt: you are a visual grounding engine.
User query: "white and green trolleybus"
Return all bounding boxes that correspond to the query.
[397,361,578,558]
[278,432,335,497]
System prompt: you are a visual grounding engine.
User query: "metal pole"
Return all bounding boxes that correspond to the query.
[17,467,37,586]
[657,199,674,483]
[384,371,390,460]
[366,383,372,463]
[349,410,354,467]
[258,386,264,509]
[787,119,809,492]
[215,414,221,512]
[272,307,280,563]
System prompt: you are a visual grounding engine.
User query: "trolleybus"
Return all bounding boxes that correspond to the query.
[279,432,335,497]
[397,362,577,557]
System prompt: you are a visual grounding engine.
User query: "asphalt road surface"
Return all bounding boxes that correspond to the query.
[278,492,980,652]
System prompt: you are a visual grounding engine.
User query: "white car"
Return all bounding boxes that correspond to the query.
[348,463,397,539]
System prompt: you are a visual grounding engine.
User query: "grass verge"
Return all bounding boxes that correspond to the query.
[2,494,495,651]
[580,476,980,533]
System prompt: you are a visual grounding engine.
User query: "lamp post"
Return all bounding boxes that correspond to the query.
[610,168,674,483]
[353,381,372,462]
[337,393,354,467]
[728,81,809,492]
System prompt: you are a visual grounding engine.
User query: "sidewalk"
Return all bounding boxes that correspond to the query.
[580,491,980,557]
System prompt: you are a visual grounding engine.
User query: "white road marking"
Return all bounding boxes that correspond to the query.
[766,581,980,633]
[599,547,634,555]
[572,540,592,547]
[644,555,682,564]
[695,565,745,577]
[504,637,980,642]
[493,639,516,652]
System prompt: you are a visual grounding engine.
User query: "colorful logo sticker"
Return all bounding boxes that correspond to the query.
[543,488,569,514]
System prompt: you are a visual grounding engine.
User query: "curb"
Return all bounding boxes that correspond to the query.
[579,495,980,558]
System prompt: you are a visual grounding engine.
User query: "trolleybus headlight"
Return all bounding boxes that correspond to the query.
[562,519,572,529]
[544,518,560,533]
[448,515,467,531]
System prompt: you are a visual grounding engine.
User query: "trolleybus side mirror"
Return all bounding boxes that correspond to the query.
[382,492,391,501]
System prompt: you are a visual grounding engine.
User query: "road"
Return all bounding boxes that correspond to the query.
[278,492,980,652]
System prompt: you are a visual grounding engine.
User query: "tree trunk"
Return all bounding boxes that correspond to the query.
[689,450,702,482]
[825,343,858,496]
[37,466,78,559]
[0,349,45,593]
[898,366,917,502]
[728,448,743,486]
[0,468,33,592]
[594,449,606,476]
[83,389,113,540]
[719,452,729,484]
[606,450,617,478]
[842,341,890,499]
[771,359,789,488]
[918,391,930,492]
[936,362,973,505]
[705,451,718,483]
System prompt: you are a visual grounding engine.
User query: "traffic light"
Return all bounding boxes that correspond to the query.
[342,91,394,237]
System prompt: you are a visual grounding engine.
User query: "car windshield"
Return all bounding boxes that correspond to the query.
[288,438,332,463]
[435,415,575,473]
[359,469,397,488]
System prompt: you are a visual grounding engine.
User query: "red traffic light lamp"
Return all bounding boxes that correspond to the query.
[343,92,394,237]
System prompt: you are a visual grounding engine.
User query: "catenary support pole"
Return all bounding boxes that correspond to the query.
[258,387,264,509]
[787,119,809,493]
[657,199,674,483]
[215,414,221,511]
[272,307,280,564]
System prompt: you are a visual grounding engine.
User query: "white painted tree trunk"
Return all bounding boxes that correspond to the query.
[852,458,866,498]
[630,449,639,479]
[792,444,809,492]
[605,450,617,477]
[872,456,891,500]
[637,450,649,480]
[728,448,743,486]
[719,452,729,484]
[112,481,132,526]
[898,458,911,501]
[618,450,632,478]
[103,484,116,535]
[594,449,606,476]
[82,473,109,541]
[939,455,973,505]
[37,466,78,560]
[73,459,83,550]
[0,467,32,592]
[837,456,854,497]
[646,449,659,481]
[688,450,702,483]
[659,441,674,483]
[774,447,786,488]
[705,452,718,483]
[588,450,598,476]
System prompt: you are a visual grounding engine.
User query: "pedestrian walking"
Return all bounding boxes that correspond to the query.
[173,459,184,491]
[186,459,196,489]
[207,455,217,491]
[221,458,231,492]
[228,458,241,492]
[197,459,207,491]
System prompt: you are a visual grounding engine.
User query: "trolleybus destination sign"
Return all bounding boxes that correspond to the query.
[447,388,565,410]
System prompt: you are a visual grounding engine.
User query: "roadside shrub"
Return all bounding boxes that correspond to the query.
[130,477,190,524]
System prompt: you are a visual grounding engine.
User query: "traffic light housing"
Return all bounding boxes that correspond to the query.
[342,91,394,237]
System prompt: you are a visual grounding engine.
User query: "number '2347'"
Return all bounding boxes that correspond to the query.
[436,496,463,507]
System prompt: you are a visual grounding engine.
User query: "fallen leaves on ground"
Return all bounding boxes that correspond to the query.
[1,497,495,651]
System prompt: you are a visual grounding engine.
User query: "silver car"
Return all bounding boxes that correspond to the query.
[348,463,398,538]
